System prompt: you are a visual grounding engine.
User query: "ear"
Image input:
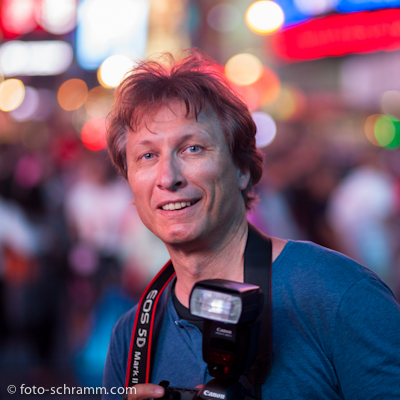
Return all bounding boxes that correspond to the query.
[238,168,251,191]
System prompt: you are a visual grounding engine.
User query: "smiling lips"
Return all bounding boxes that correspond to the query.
[161,201,196,211]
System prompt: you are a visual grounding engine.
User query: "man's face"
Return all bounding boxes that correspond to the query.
[126,101,250,248]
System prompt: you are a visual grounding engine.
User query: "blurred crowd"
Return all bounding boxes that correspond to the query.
[1,121,399,394]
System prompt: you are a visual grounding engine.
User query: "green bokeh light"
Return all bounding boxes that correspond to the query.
[374,115,400,150]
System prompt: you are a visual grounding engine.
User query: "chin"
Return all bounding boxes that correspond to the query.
[159,224,204,247]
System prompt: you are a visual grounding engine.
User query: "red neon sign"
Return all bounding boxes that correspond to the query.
[271,9,400,62]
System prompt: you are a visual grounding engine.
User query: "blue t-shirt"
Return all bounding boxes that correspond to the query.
[103,240,400,399]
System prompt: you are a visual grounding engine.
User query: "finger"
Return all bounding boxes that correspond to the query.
[126,383,165,400]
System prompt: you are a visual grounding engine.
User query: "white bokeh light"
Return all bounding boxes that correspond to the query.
[11,86,39,121]
[36,0,77,34]
[0,41,73,76]
[252,111,277,147]
[98,55,135,88]
[293,0,332,15]
[246,1,284,35]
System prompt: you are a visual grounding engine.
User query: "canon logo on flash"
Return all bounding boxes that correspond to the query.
[216,327,232,335]
[203,390,226,399]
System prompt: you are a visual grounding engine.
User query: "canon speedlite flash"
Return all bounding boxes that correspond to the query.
[189,279,263,380]
[158,279,263,400]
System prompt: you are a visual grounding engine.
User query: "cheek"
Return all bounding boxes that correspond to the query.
[199,159,239,200]
[128,173,151,208]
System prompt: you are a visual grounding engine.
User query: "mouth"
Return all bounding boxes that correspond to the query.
[159,200,199,211]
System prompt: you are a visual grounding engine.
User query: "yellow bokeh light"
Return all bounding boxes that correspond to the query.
[98,55,134,89]
[225,53,263,86]
[246,1,285,35]
[58,79,88,111]
[0,79,25,112]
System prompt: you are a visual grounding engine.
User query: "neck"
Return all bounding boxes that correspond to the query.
[168,216,249,308]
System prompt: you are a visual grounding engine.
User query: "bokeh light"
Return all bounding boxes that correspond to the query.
[252,111,277,147]
[375,115,400,149]
[381,90,400,118]
[255,68,281,105]
[225,53,263,86]
[0,41,73,76]
[98,55,134,89]
[270,85,306,121]
[207,3,241,33]
[85,86,114,118]
[364,114,381,147]
[72,106,91,134]
[245,1,284,35]
[0,79,25,112]
[14,155,43,188]
[293,0,332,16]
[10,86,39,121]
[1,0,37,35]
[36,0,77,35]
[232,67,281,111]
[81,117,107,151]
[58,79,88,111]
[76,0,149,70]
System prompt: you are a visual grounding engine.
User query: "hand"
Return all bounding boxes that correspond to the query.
[125,383,165,400]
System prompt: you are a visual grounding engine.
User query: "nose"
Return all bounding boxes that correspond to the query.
[156,154,186,191]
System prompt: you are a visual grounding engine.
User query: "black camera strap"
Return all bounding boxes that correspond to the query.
[125,223,272,399]
[243,224,272,399]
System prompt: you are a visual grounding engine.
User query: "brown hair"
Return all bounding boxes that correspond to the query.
[107,49,263,210]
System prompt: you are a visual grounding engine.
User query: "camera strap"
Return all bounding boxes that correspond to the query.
[125,260,176,387]
[243,224,272,399]
[125,223,272,398]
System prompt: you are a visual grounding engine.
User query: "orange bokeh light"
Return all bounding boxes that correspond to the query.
[231,67,281,111]
[58,79,88,111]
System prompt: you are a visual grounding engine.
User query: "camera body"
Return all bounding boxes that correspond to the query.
[159,379,244,400]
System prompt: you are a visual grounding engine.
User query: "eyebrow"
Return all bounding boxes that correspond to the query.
[135,132,209,148]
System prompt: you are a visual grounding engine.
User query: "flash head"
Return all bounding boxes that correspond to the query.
[190,279,263,324]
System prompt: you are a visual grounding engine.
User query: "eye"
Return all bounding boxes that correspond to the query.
[141,153,154,160]
[185,145,201,154]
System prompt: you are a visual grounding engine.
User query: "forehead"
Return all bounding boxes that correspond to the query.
[137,100,221,136]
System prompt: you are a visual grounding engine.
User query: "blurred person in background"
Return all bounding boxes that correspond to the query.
[0,144,66,387]
[327,147,398,294]
[102,50,400,400]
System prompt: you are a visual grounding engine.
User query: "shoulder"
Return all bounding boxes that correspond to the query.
[271,240,397,323]
[109,305,138,351]
[274,239,383,285]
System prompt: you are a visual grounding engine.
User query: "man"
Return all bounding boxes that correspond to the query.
[103,51,400,400]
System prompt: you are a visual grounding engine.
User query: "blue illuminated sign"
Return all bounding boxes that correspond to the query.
[274,0,400,28]
[334,0,400,13]
[76,0,149,70]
